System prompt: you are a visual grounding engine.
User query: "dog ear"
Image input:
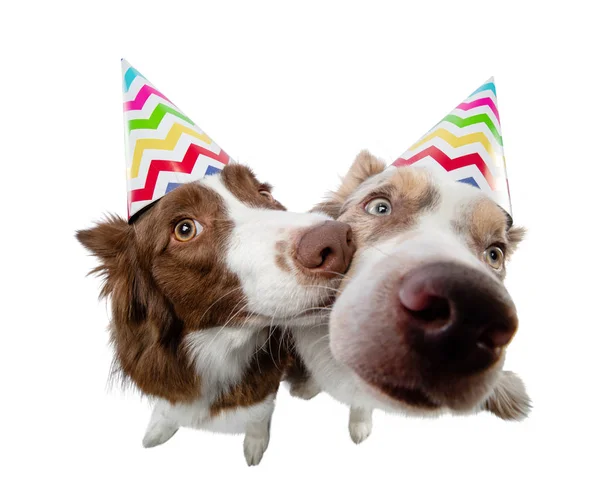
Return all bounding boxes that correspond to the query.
[76,214,131,269]
[505,225,526,257]
[76,215,147,322]
[78,216,196,398]
[312,150,387,218]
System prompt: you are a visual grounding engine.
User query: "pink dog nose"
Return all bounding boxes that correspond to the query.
[397,262,518,373]
[295,221,356,278]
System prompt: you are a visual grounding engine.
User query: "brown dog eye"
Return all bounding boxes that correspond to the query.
[484,246,504,270]
[259,190,273,201]
[365,198,392,216]
[174,219,202,242]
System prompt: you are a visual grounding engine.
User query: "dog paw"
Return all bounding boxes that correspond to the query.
[485,371,532,421]
[348,407,373,444]
[243,434,269,466]
[289,378,321,400]
[142,422,179,448]
[349,420,372,444]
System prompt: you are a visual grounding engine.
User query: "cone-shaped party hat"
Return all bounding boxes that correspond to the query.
[391,78,511,215]
[122,60,232,221]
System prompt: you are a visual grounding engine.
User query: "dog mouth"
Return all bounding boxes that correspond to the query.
[352,362,502,412]
[352,367,440,409]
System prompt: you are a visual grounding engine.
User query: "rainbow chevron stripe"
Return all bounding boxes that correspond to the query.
[122,60,231,220]
[392,77,511,214]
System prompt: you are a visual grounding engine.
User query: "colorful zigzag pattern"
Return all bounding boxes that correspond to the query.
[392,77,511,215]
[122,60,231,220]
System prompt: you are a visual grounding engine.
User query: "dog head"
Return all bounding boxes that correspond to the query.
[318,151,524,414]
[77,163,355,401]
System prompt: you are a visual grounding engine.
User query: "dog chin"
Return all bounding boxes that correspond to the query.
[278,292,337,321]
[347,356,504,416]
[244,292,336,327]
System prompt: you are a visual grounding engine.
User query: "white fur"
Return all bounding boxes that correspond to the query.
[146,393,275,436]
[293,175,510,442]
[349,406,373,444]
[243,417,272,466]
[184,327,268,397]
[203,175,336,320]
[143,393,275,466]
[142,322,277,464]
[143,173,338,465]
[291,324,403,414]
[484,371,531,421]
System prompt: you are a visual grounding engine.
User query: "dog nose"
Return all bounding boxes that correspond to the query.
[397,261,518,373]
[295,221,356,278]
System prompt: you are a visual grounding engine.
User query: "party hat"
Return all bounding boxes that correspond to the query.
[122,60,231,221]
[391,78,511,215]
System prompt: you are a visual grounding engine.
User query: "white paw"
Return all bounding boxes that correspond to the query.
[349,420,372,444]
[142,422,178,448]
[243,434,269,466]
[485,371,532,421]
[289,379,321,400]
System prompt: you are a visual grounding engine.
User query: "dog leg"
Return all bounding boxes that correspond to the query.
[243,415,272,466]
[348,406,373,444]
[286,350,322,400]
[142,403,180,448]
[289,376,321,400]
[484,370,532,421]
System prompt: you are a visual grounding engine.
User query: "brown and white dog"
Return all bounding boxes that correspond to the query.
[290,151,531,443]
[77,164,355,465]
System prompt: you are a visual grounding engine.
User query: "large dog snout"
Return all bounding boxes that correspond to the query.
[397,262,518,373]
[295,221,356,278]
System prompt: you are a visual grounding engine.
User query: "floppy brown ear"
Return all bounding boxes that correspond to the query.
[76,214,131,268]
[312,150,387,218]
[75,215,145,321]
[77,215,199,400]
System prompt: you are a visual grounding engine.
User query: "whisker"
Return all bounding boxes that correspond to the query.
[303,284,343,295]
[256,323,276,355]
[265,301,287,370]
[204,299,251,349]
[196,285,244,325]
[362,242,397,260]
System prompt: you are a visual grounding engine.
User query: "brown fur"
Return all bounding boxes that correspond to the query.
[221,164,286,210]
[312,150,387,218]
[275,240,293,273]
[448,197,525,279]
[323,151,524,272]
[77,165,288,405]
[338,168,441,246]
[78,213,202,402]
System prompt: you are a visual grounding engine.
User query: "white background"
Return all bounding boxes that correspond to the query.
[2,1,598,482]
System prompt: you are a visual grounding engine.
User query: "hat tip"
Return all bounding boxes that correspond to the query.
[121,58,133,74]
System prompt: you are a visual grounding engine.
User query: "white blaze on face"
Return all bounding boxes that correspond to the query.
[374,179,489,278]
[326,168,518,412]
[344,175,487,296]
[202,175,335,319]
